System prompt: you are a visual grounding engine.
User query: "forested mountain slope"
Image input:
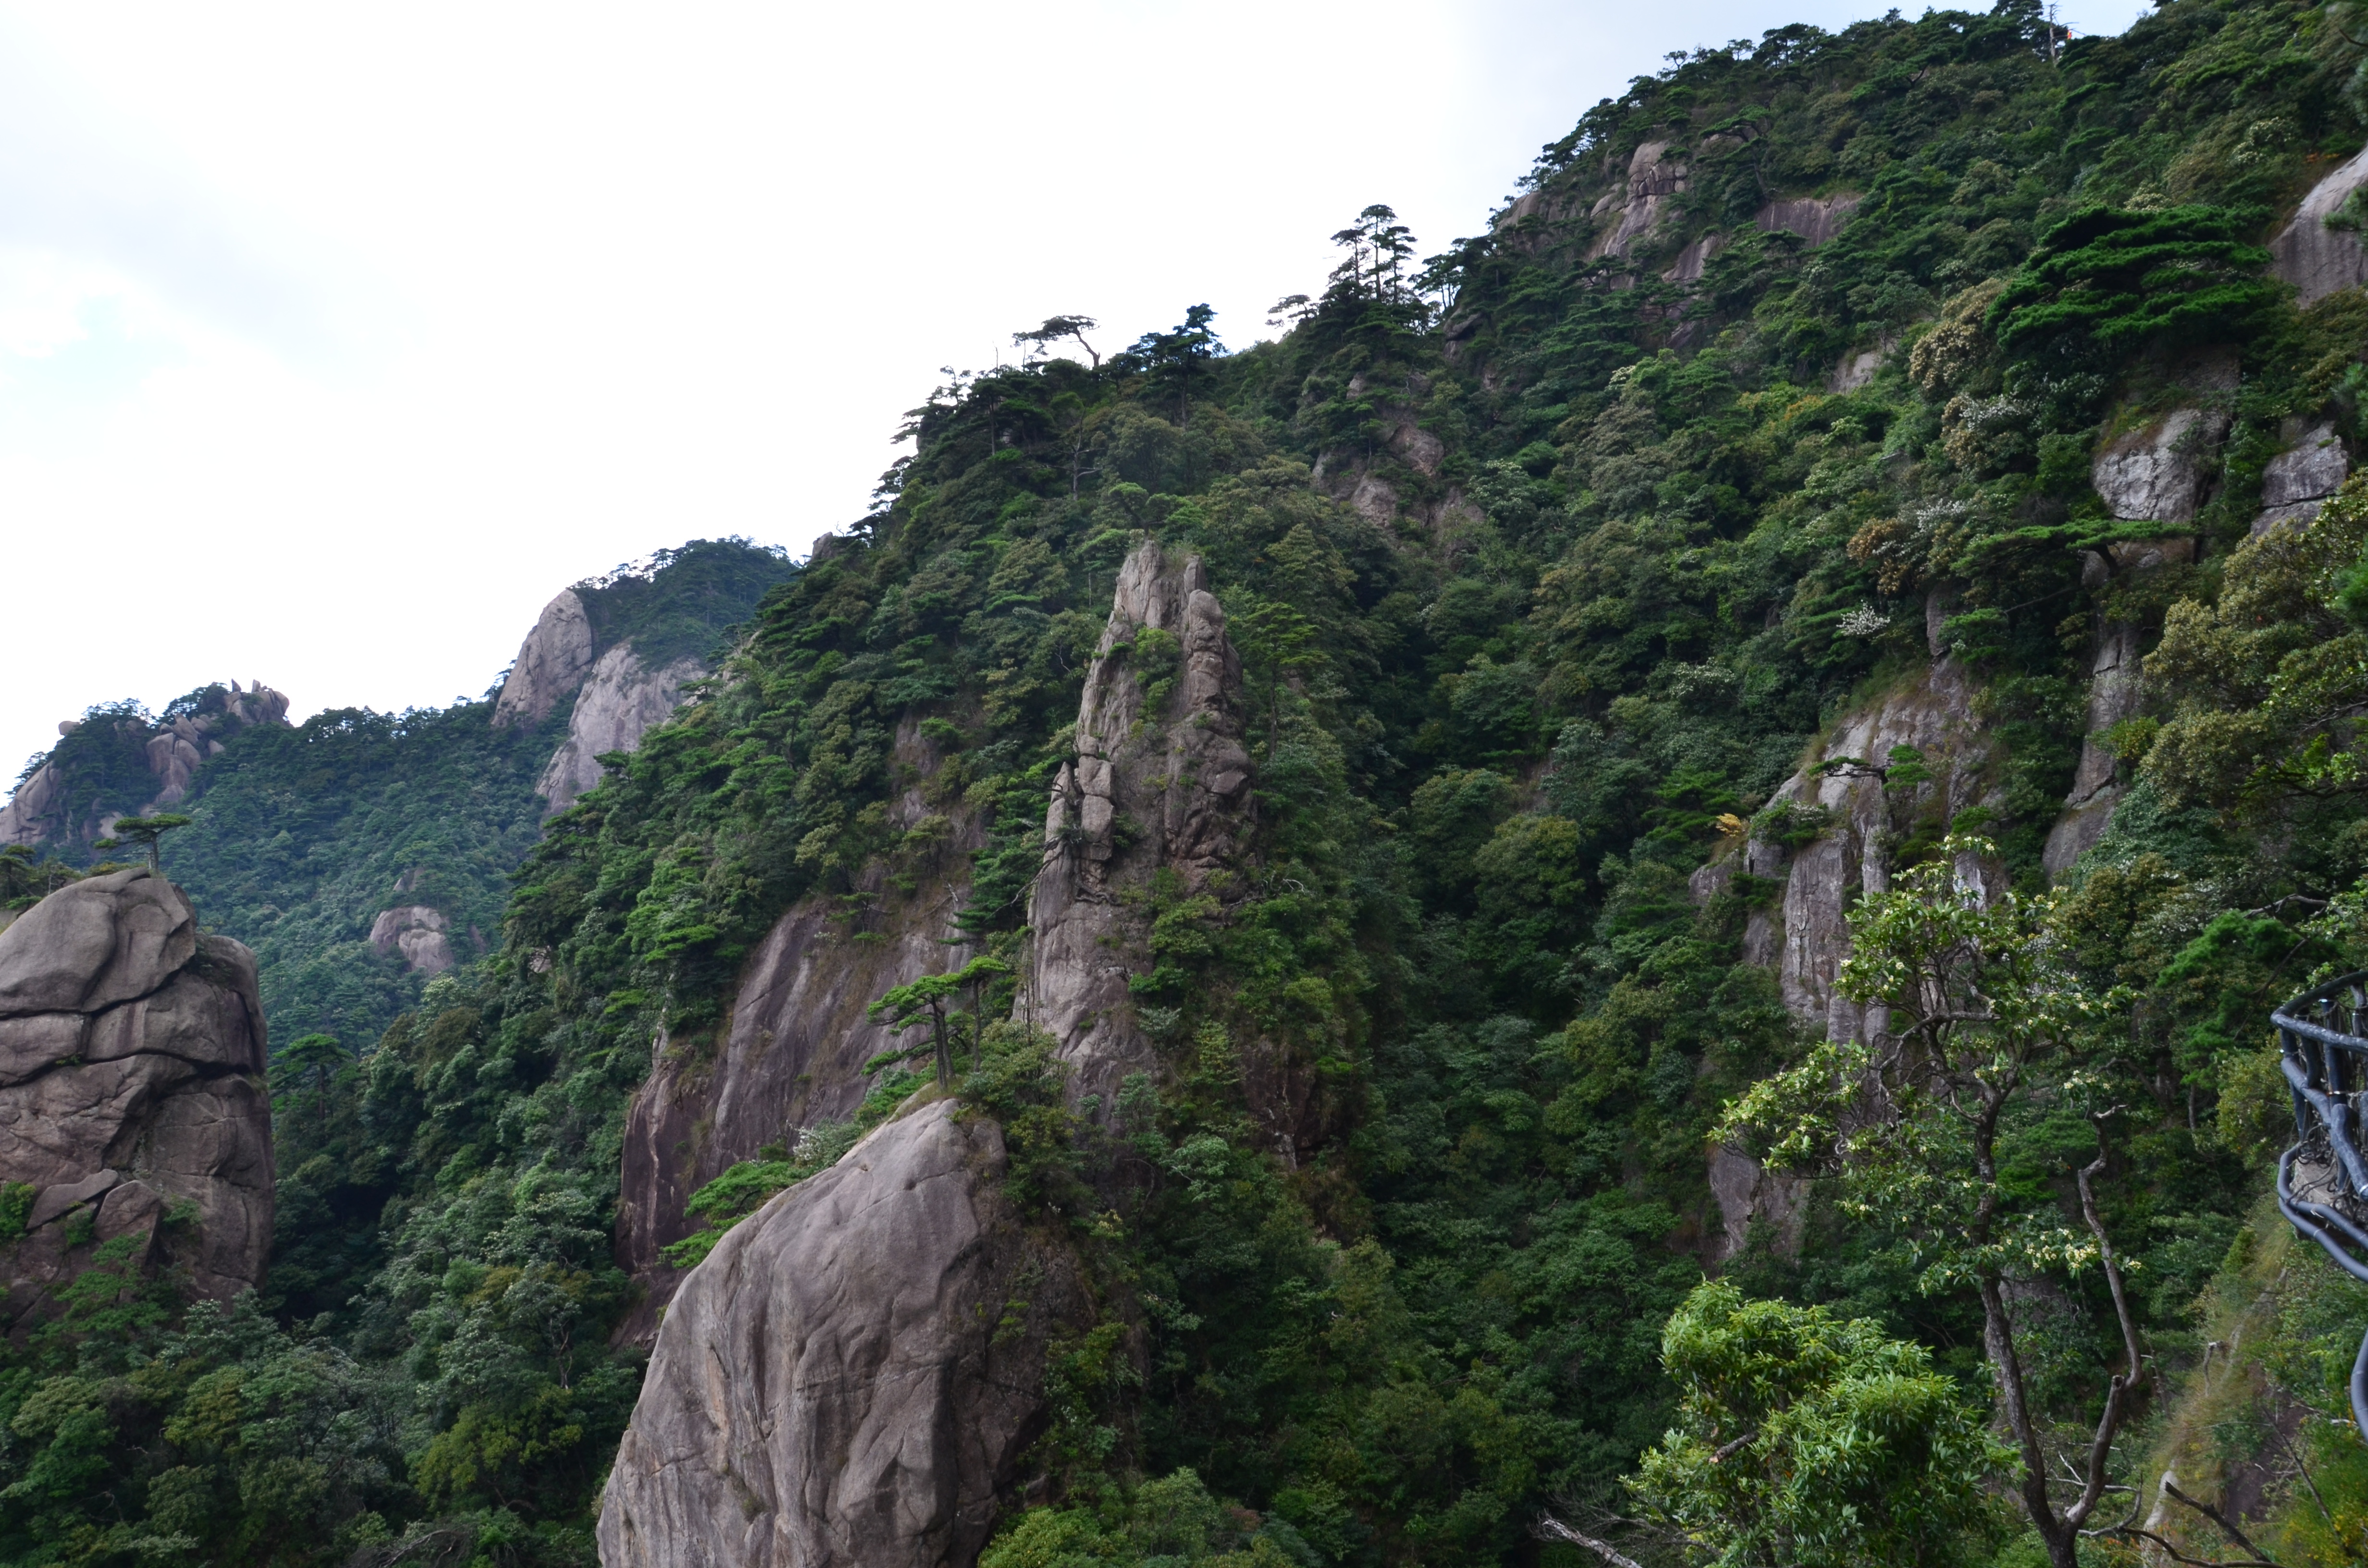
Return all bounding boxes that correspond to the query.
[0,539,792,1053]
[9,1,2368,1565]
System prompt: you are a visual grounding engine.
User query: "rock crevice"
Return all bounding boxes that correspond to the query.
[1022,538,1251,1112]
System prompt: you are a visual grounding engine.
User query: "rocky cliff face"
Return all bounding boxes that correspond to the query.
[0,869,272,1313]
[492,590,597,729]
[368,906,456,976]
[2252,419,2352,536]
[599,540,1256,1567]
[599,1101,1071,1568]
[1762,658,1996,1042]
[1023,538,1252,1114]
[613,714,982,1339]
[536,643,706,814]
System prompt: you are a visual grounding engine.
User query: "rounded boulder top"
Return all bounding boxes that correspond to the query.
[0,869,197,1018]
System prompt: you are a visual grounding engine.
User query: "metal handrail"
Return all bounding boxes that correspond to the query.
[2271,968,2368,1440]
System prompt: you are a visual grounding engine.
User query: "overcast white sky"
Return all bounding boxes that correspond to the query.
[0,0,2151,786]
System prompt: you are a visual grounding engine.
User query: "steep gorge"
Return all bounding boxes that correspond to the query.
[12,3,2368,1565]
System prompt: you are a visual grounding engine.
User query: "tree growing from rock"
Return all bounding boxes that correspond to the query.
[99,814,192,872]
[867,956,1013,1087]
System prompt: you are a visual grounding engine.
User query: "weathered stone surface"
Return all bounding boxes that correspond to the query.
[2266,422,2350,506]
[1756,193,1861,246]
[0,869,196,1017]
[1663,232,1724,284]
[598,1102,1067,1568]
[1583,141,1689,263]
[602,548,1258,1568]
[614,871,978,1341]
[0,873,271,1315]
[2093,408,2232,523]
[1761,659,1994,1042]
[1708,1148,1806,1265]
[612,710,983,1340]
[143,732,206,808]
[2270,146,2368,306]
[1828,343,1886,392]
[537,643,706,814]
[605,549,1254,1568]
[0,763,63,847]
[2042,621,2148,879]
[492,589,596,728]
[1023,539,1252,1115]
[368,906,455,976]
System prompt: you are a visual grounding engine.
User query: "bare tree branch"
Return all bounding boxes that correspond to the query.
[1536,1515,1651,1568]
[2161,1480,2279,1566]
[2083,1522,2275,1568]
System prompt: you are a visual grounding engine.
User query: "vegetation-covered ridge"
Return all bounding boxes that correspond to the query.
[8,0,2368,1564]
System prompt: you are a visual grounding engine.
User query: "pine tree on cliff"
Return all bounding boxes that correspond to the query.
[867,956,1011,1086]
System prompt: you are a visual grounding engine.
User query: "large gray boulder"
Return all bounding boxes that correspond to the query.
[2251,422,2351,536]
[597,1101,1068,1568]
[611,712,983,1343]
[0,869,197,1016]
[0,869,272,1311]
[2092,407,2232,524]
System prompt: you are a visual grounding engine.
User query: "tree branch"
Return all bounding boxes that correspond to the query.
[2161,1480,2279,1566]
[2083,1522,2275,1568]
[2067,1108,2145,1530]
[1535,1516,1649,1568]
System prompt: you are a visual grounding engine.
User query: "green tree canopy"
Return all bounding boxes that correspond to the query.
[1988,204,2276,357]
[1622,1281,2007,1568]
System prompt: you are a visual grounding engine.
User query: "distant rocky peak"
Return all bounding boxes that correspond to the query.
[0,683,289,853]
[490,589,596,729]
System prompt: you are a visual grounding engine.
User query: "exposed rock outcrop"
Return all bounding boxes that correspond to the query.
[368,906,455,976]
[1756,193,1861,247]
[2042,618,2147,879]
[536,643,707,814]
[0,869,272,1312]
[2092,407,2232,524]
[614,714,981,1340]
[1708,1147,1806,1265]
[2251,420,2351,536]
[1663,233,1724,284]
[1022,538,1252,1114]
[1699,660,1994,1265]
[1757,659,1994,1042]
[598,1101,1072,1568]
[1583,141,1688,263]
[614,880,977,1339]
[1828,341,1887,393]
[601,542,1256,1568]
[0,683,288,849]
[2269,146,2368,306]
[492,589,597,728]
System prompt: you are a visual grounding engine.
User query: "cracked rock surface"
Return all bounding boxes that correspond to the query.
[1024,538,1251,1114]
[0,868,272,1313]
